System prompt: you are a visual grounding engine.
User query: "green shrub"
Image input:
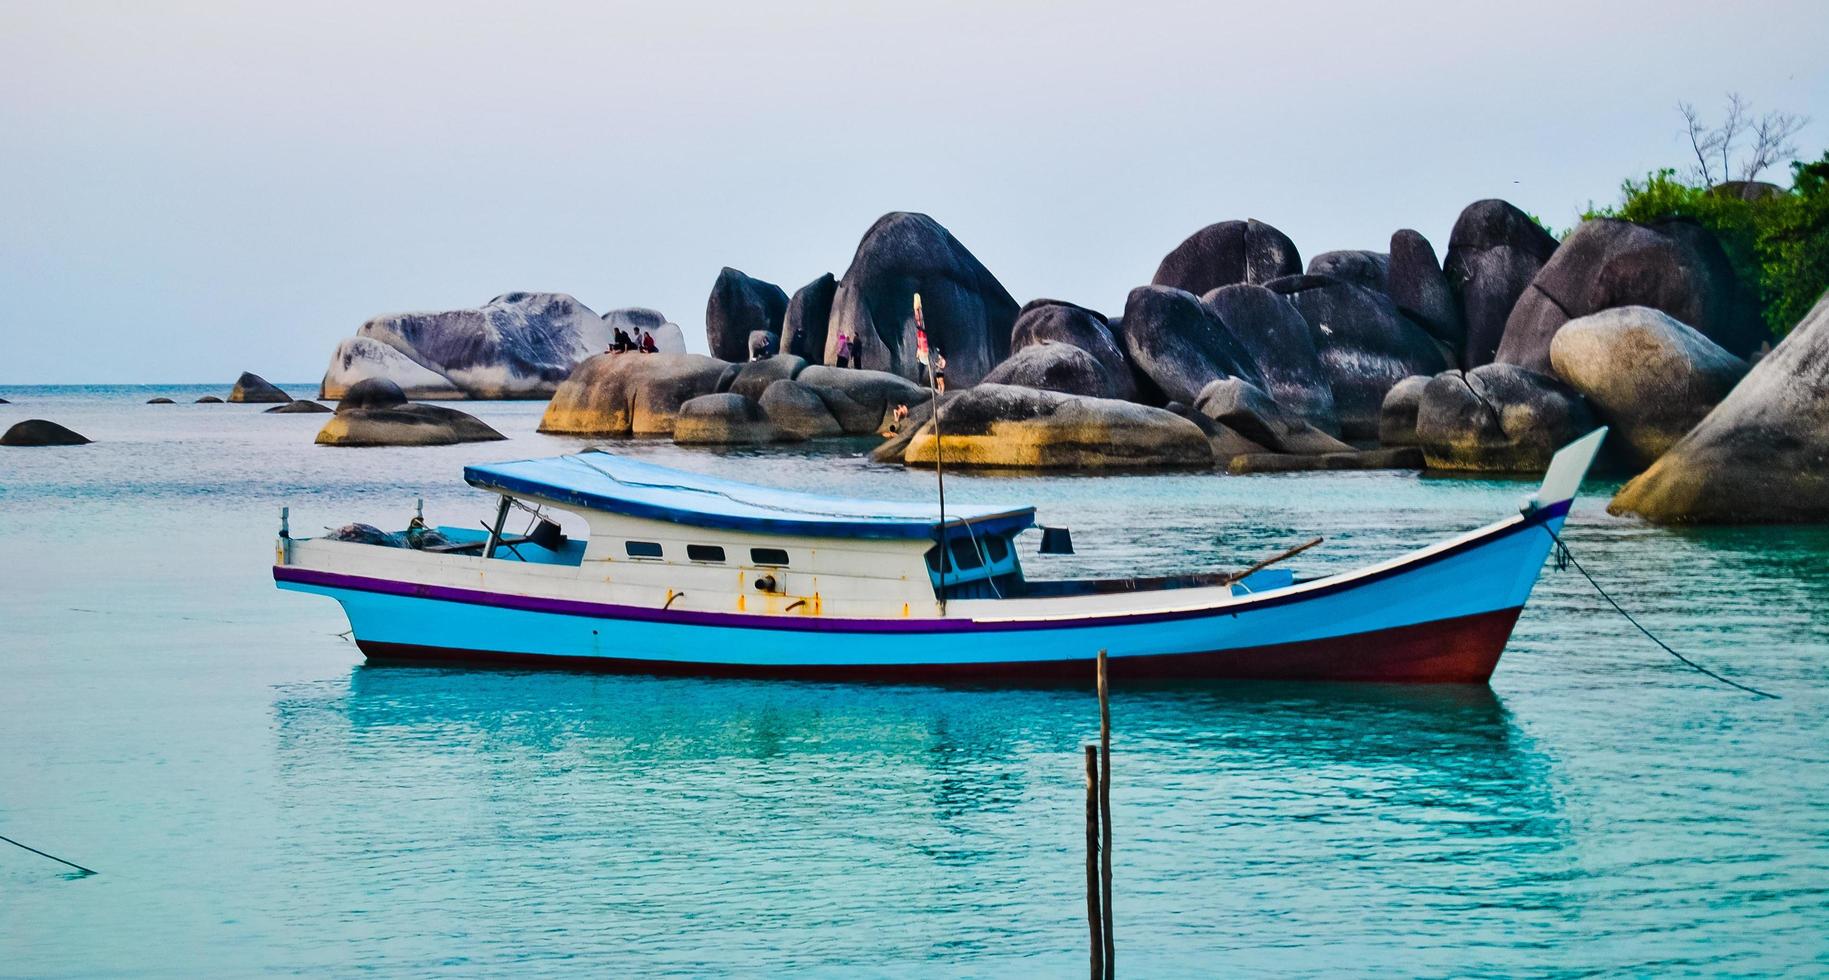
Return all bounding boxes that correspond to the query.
[1584,155,1829,337]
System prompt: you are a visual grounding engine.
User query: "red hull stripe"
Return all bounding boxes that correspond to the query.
[274,500,1564,637]
[355,607,1523,685]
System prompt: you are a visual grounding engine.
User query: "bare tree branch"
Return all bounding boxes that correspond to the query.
[1742,111,1810,181]
[1718,92,1749,184]
[1680,101,1719,184]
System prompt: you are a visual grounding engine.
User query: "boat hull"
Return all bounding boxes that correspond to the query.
[275,504,1565,685]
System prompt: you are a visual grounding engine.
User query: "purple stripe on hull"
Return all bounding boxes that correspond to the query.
[355,607,1523,685]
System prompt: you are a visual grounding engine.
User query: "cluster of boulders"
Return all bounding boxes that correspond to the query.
[314,378,504,447]
[319,293,684,399]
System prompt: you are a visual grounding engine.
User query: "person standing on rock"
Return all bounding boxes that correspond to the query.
[835,331,853,369]
[933,350,948,392]
[915,324,931,387]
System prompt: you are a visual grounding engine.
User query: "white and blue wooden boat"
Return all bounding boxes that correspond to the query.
[274,428,1607,684]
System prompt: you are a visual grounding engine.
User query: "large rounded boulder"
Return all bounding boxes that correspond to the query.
[672,393,780,445]
[1378,375,1431,448]
[1202,282,1339,432]
[1388,229,1463,353]
[1548,306,1749,468]
[705,267,788,363]
[1610,291,1829,523]
[540,352,738,437]
[1305,250,1389,294]
[315,380,504,447]
[352,292,614,399]
[229,372,292,403]
[981,342,1121,399]
[2,419,90,446]
[1442,200,1559,369]
[1414,364,1595,472]
[826,212,1018,387]
[1009,299,1133,401]
[321,335,466,400]
[1118,285,1263,406]
[795,365,928,435]
[724,354,807,401]
[759,379,844,440]
[902,383,1210,470]
[1266,274,1449,441]
[1193,378,1352,455]
[781,273,837,361]
[1151,219,1301,296]
[1498,217,1761,372]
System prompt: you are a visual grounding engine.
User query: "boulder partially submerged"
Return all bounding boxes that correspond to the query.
[1548,306,1748,468]
[315,378,504,446]
[2,419,90,446]
[827,212,1018,386]
[195,396,224,404]
[1610,291,1829,523]
[902,383,1210,470]
[1415,364,1594,472]
[758,379,844,440]
[229,372,292,403]
[1227,447,1424,474]
[266,399,334,414]
[321,336,467,400]
[146,397,175,404]
[673,393,780,445]
[795,365,927,435]
[540,352,737,437]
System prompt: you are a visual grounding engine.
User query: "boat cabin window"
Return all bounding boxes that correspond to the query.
[687,544,726,563]
[949,537,986,571]
[750,547,790,566]
[984,535,1009,563]
[625,541,664,559]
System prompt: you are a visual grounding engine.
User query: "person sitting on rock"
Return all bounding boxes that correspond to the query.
[888,402,909,434]
[611,328,633,353]
[639,330,658,354]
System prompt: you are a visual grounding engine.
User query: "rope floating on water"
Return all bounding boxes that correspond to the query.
[1545,527,1780,700]
[0,832,97,875]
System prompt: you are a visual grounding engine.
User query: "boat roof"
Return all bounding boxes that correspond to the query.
[464,450,1036,541]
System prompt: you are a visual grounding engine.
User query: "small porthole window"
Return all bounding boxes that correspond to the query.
[687,544,726,563]
[625,541,663,559]
[751,547,790,567]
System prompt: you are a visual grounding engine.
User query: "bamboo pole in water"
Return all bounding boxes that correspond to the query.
[1084,743,1103,980]
[1098,649,1114,979]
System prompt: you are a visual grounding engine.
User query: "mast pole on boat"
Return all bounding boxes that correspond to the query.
[917,292,948,614]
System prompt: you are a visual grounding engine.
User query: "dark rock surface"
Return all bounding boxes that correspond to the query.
[266,399,334,414]
[147,397,175,404]
[1498,217,1761,372]
[1202,282,1339,432]
[1151,219,1301,296]
[1009,299,1134,401]
[1227,447,1424,473]
[1378,375,1430,448]
[540,352,738,437]
[2,419,91,446]
[229,372,292,403]
[1305,250,1389,294]
[1610,291,1829,523]
[195,396,223,403]
[338,377,409,410]
[782,273,837,361]
[796,365,928,435]
[748,330,781,360]
[1388,229,1463,351]
[1119,285,1263,406]
[826,212,1018,386]
[1193,378,1353,455]
[982,341,1126,400]
[725,354,807,401]
[901,383,1211,470]
[1415,364,1595,472]
[320,335,466,400]
[1163,400,1270,462]
[1267,274,1448,440]
[1548,306,1748,468]
[1442,200,1560,368]
[705,268,789,363]
[673,393,780,445]
[759,379,844,440]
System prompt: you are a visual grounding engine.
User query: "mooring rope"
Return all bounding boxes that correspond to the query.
[1544,526,1780,700]
[0,832,96,875]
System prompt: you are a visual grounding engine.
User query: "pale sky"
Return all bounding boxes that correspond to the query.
[3,0,1825,383]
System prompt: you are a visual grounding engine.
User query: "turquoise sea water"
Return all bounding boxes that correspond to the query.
[2,384,1827,976]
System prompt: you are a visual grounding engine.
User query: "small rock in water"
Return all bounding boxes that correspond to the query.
[266,399,334,414]
[3,419,91,446]
[147,397,176,404]
[1415,364,1594,473]
[195,395,224,403]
